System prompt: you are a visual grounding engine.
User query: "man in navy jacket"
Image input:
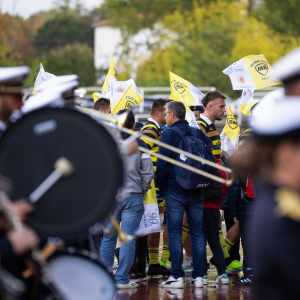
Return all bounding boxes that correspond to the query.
[157,101,211,288]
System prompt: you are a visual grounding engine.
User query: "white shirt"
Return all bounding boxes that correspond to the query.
[147,117,160,128]
[200,114,213,125]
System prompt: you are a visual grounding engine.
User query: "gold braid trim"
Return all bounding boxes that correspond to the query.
[0,85,23,93]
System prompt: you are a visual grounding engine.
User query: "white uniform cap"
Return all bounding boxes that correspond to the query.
[36,74,78,93]
[252,95,300,137]
[22,79,78,114]
[0,66,29,93]
[251,88,285,122]
[272,48,300,82]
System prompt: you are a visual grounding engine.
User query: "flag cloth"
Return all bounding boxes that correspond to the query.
[169,71,204,128]
[222,54,280,90]
[241,88,255,116]
[111,85,143,114]
[33,63,56,93]
[102,55,117,92]
[108,78,141,113]
[137,179,161,234]
[93,92,102,103]
[220,106,240,157]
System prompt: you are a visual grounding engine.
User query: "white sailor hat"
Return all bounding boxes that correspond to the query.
[252,96,300,140]
[36,74,78,93]
[22,80,78,114]
[0,66,29,93]
[272,48,300,82]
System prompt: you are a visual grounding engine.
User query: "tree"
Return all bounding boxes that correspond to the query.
[34,7,94,55]
[26,44,96,87]
[254,0,300,38]
[134,0,297,97]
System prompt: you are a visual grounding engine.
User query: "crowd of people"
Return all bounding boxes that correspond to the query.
[0,47,300,300]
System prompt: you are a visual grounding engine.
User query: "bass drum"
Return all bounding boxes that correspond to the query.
[0,107,125,241]
[44,248,116,300]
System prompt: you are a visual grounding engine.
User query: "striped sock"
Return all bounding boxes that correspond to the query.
[161,245,170,262]
[219,228,230,258]
[181,226,189,244]
[225,238,234,250]
[148,247,159,265]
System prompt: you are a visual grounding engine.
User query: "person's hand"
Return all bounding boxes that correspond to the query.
[6,199,34,221]
[7,226,39,255]
[233,217,239,224]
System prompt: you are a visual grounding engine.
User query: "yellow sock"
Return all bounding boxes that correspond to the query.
[219,229,230,258]
[225,237,234,250]
[181,226,189,244]
[161,245,169,262]
[149,247,159,265]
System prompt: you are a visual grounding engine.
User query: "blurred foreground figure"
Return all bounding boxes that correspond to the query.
[232,97,300,299]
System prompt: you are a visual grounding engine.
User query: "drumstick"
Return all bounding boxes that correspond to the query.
[28,157,74,203]
[22,243,57,278]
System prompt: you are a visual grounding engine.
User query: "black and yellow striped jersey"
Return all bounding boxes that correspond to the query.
[197,118,221,159]
[141,121,161,172]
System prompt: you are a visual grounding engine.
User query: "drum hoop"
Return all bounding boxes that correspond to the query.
[0,107,126,242]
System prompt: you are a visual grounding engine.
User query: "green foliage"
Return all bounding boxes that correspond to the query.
[100,0,216,35]
[42,44,96,86]
[134,0,297,97]
[34,11,93,55]
[254,0,300,37]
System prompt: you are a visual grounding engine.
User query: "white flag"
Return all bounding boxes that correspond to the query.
[241,88,255,116]
[34,63,56,89]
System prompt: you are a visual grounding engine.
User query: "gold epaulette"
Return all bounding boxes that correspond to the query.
[274,188,300,222]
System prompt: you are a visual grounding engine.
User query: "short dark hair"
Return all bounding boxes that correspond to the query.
[151,99,167,115]
[94,98,110,111]
[201,91,226,108]
[166,101,186,120]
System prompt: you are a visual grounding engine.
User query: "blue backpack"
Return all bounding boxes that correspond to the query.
[170,127,215,190]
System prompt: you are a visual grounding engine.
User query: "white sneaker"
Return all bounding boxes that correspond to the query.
[117,281,138,289]
[215,274,229,285]
[190,277,203,288]
[160,276,184,288]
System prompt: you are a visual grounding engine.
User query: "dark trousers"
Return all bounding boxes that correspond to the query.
[130,235,148,274]
[239,215,252,277]
[203,208,226,275]
[223,208,241,261]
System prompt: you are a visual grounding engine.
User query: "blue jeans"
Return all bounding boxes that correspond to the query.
[100,193,144,284]
[165,190,206,279]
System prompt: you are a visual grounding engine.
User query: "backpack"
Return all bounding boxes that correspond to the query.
[170,127,215,190]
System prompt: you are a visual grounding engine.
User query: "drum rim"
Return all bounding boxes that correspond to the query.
[0,107,125,242]
[45,247,117,297]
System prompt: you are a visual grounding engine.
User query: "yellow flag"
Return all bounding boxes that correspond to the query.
[111,86,143,114]
[220,106,240,156]
[223,54,280,90]
[169,71,204,106]
[93,92,102,103]
[143,179,158,204]
[102,55,116,92]
[241,89,255,116]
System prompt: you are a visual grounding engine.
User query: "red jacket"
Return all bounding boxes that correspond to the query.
[203,157,229,210]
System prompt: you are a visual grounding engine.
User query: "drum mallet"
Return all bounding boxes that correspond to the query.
[28,157,74,203]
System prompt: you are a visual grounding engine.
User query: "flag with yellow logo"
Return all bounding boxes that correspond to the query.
[33,63,56,94]
[241,88,256,116]
[102,55,117,92]
[169,71,204,128]
[111,85,143,114]
[222,54,280,90]
[220,106,240,157]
